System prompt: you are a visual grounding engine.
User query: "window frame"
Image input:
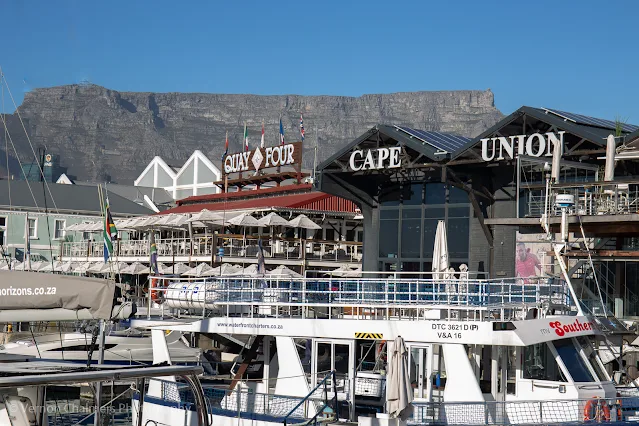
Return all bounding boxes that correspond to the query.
[0,216,6,246]
[27,218,38,239]
[54,219,66,240]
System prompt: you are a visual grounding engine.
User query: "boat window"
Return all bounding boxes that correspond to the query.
[523,342,566,382]
[576,337,608,382]
[49,344,117,351]
[552,338,595,383]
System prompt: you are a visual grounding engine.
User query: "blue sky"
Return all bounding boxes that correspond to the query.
[1,0,638,122]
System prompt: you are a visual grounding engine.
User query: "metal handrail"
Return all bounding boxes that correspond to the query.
[283,370,338,426]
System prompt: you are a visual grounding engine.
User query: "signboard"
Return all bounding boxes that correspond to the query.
[44,154,53,167]
[223,142,302,175]
[348,147,402,171]
[481,131,564,162]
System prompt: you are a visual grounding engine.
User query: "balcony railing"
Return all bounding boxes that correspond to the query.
[151,275,573,321]
[521,181,639,218]
[60,236,363,263]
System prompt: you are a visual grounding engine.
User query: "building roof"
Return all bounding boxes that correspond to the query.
[74,181,174,206]
[177,184,314,205]
[452,106,639,160]
[0,180,153,216]
[162,189,357,215]
[319,124,470,171]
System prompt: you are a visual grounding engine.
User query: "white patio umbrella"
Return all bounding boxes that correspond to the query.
[203,263,242,277]
[387,336,414,420]
[268,265,302,278]
[229,264,263,276]
[1,259,21,270]
[98,262,129,274]
[73,261,94,274]
[227,212,259,227]
[257,212,290,227]
[159,262,191,275]
[183,262,214,277]
[188,209,223,223]
[328,265,362,278]
[12,261,28,271]
[38,260,63,272]
[87,262,107,273]
[166,214,189,228]
[59,261,77,273]
[432,220,449,280]
[122,262,149,275]
[287,214,321,230]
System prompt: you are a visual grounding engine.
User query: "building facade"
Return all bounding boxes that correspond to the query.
[0,181,152,262]
[318,112,639,317]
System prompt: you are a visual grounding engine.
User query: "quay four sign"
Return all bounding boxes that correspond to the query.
[481,131,565,162]
[224,142,302,174]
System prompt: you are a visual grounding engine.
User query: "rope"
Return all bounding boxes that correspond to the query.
[1,74,59,212]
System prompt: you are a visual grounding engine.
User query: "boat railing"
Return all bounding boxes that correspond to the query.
[147,275,574,321]
[409,395,639,425]
[155,378,332,423]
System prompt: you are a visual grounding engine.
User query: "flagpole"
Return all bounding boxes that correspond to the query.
[313,127,318,184]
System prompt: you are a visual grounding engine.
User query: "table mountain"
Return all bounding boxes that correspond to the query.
[1,84,503,183]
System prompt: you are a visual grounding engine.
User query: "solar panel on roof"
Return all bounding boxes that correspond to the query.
[395,126,471,153]
[542,108,639,133]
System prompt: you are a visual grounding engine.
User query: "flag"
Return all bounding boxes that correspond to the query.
[260,121,265,148]
[244,123,249,152]
[150,232,159,275]
[257,238,266,276]
[279,117,285,145]
[103,196,117,262]
[222,131,229,160]
[300,114,305,141]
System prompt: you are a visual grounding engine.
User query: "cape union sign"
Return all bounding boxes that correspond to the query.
[481,131,565,162]
[223,142,302,174]
[349,147,402,171]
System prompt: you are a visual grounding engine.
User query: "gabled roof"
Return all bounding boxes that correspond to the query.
[452,106,636,160]
[0,181,152,215]
[319,124,471,172]
[174,150,221,181]
[134,156,177,186]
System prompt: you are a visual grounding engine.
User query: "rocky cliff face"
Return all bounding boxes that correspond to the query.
[1,85,503,183]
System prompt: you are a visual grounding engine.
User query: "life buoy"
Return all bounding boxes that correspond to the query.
[583,398,610,422]
[616,396,623,422]
[150,277,163,304]
[377,340,386,356]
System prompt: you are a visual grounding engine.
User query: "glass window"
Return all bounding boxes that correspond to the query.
[403,183,423,205]
[380,210,399,219]
[346,229,355,242]
[449,186,469,204]
[325,228,335,241]
[553,338,594,383]
[401,218,421,258]
[424,208,445,218]
[448,218,469,258]
[448,206,470,218]
[425,183,446,205]
[54,219,66,239]
[82,231,91,241]
[422,219,439,257]
[334,344,350,376]
[0,217,6,246]
[401,208,421,219]
[576,337,608,382]
[523,342,566,382]
[27,218,37,239]
[380,185,401,207]
[379,219,398,258]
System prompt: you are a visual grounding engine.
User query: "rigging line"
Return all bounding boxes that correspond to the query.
[58,321,65,361]
[0,112,42,213]
[1,75,59,212]
[1,69,11,211]
[29,325,42,358]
